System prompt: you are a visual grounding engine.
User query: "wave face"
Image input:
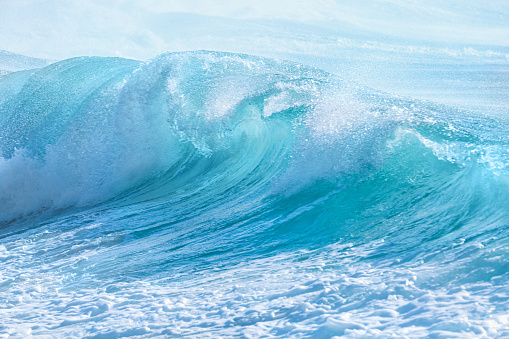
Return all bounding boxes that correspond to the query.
[2,51,509,337]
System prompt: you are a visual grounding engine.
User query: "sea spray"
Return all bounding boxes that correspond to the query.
[1,51,509,338]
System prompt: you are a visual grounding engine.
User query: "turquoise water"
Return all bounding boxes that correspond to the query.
[1,50,509,337]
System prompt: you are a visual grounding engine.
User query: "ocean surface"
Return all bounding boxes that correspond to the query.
[1,2,509,338]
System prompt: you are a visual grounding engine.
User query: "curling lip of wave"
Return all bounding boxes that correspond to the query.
[0,51,405,223]
[1,48,509,338]
[0,50,507,228]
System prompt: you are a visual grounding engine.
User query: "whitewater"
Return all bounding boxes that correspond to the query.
[1,1,509,338]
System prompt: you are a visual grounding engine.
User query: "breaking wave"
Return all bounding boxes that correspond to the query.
[1,51,509,337]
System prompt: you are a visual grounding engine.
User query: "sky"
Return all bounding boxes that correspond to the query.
[0,0,508,61]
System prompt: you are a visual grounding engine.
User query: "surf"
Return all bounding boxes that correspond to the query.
[1,50,509,338]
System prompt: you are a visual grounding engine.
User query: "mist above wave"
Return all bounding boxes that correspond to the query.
[0,52,394,222]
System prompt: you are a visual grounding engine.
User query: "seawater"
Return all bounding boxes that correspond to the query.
[1,49,509,338]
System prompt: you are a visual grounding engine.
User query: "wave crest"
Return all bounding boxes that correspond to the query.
[1,51,507,225]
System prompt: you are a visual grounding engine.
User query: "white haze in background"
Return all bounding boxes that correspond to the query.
[0,1,508,117]
[0,0,508,61]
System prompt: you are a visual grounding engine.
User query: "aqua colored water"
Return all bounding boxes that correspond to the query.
[1,2,509,338]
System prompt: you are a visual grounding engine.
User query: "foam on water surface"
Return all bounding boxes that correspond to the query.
[1,2,509,338]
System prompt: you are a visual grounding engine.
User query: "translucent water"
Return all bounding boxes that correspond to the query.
[1,2,509,338]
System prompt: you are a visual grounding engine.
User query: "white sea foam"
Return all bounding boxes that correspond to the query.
[1,1,508,338]
[1,231,508,338]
